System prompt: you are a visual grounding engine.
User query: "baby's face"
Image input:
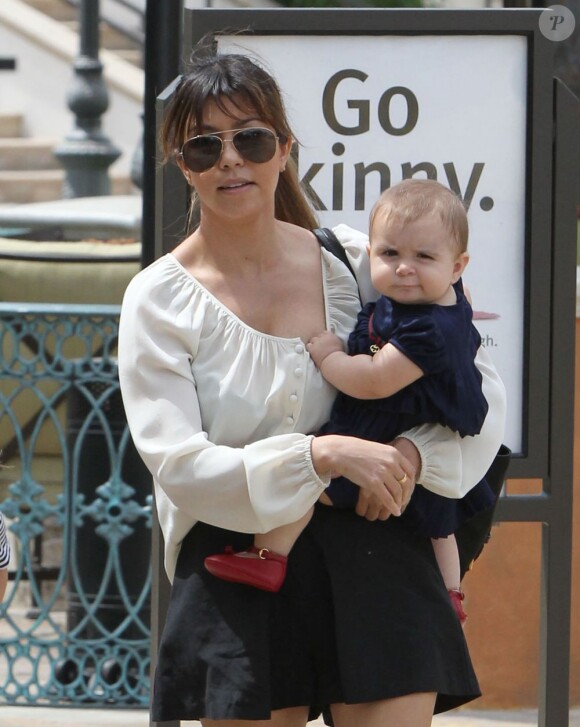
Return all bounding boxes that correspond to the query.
[368,212,468,306]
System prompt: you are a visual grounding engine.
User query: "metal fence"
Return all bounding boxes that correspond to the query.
[0,303,151,707]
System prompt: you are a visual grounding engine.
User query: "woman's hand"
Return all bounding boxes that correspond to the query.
[311,434,416,520]
[307,331,344,369]
[392,436,422,481]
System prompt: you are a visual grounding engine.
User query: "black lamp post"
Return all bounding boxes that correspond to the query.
[0,57,16,71]
[54,0,121,198]
[140,1,183,267]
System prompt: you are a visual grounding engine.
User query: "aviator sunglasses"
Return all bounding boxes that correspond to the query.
[178,127,287,173]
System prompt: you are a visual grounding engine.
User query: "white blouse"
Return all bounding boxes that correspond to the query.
[118,224,506,581]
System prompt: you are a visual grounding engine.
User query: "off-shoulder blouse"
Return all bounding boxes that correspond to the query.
[118,224,506,581]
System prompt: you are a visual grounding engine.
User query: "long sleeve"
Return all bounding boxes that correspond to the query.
[401,345,506,497]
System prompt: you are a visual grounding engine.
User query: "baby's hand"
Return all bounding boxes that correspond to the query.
[307,331,344,368]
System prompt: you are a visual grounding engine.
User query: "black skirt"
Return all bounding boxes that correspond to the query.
[152,504,480,724]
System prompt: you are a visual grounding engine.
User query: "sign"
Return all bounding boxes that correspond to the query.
[219,32,528,455]
[180,9,560,471]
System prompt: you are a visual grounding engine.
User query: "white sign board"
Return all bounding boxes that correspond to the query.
[218,34,528,455]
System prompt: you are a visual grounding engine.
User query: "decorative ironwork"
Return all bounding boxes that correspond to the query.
[0,304,151,707]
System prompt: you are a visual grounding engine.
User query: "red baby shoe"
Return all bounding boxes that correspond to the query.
[448,588,468,626]
[204,545,288,592]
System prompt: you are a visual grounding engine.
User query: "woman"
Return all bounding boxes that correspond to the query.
[118,40,506,727]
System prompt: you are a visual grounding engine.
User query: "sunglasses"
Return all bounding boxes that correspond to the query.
[178,127,286,173]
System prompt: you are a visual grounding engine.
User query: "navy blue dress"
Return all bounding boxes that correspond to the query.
[321,280,496,538]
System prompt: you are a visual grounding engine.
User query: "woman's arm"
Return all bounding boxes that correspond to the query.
[118,270,329,537]
[311,434,416,518]
[0,570,7,603]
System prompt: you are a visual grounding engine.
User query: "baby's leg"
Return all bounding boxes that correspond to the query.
[431,534,460,591]
[319,491,333,506]
[204,507,314,592]
[432,534,467,626]
[255,507,314,556]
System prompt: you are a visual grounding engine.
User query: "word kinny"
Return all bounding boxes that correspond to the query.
[297,69,491,214]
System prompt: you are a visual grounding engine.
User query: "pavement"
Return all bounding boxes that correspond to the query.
[0,706,579,726]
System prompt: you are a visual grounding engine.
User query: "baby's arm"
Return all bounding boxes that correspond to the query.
[307,330,423,400]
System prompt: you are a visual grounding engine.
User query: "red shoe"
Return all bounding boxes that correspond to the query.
[448,589,468,625]
[204,546,288,592]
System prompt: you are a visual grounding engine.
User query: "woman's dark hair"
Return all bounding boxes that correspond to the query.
[161,37,319,231]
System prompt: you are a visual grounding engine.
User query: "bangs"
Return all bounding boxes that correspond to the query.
[170,58,282,147]
[162,50,292,169]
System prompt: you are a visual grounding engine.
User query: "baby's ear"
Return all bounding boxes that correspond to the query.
[452,252,469,282]
[366,243,371,257]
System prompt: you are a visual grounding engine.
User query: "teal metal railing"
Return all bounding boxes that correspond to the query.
[0,303,151,707]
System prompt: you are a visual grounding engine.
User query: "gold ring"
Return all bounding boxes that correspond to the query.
[397,473,408,485]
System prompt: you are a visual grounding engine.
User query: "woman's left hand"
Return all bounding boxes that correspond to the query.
[312,435,416,519]
[392,436,421,485]
[355,436,419,521]
[355,490,396,521]
[355,468,415,521]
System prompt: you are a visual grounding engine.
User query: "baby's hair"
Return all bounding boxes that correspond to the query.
[369,179,469,254]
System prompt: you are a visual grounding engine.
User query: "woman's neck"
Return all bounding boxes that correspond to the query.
[177,216,288,277]
[171,217,325,340]
[213,210,281,252]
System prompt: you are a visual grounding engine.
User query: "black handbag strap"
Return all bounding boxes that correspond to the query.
[312,227,357,280]
[456,443,511,580]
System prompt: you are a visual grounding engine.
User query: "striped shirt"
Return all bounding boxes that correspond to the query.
[0,512,9,569]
